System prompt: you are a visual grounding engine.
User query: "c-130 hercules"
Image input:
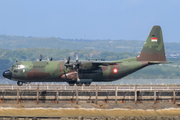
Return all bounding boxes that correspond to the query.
[3,26,168,86]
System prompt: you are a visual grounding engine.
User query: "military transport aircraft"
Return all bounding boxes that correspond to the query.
[3,26,168,86]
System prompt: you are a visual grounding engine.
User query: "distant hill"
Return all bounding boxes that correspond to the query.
[1,34,180,53]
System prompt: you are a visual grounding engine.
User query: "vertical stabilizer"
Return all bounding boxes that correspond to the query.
[137,25,166,62]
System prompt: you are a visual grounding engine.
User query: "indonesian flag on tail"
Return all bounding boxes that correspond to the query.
[151,37,158,42]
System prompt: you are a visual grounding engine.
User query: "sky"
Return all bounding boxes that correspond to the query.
[0,0,180,42]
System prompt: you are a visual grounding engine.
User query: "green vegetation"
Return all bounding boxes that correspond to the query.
[0,35,180,54]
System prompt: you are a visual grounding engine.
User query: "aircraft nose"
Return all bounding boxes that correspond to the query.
[3,70,12,79]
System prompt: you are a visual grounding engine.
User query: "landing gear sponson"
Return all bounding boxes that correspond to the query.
[17,81,91,86]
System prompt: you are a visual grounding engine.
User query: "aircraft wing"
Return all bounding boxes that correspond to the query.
[92,61,121,66]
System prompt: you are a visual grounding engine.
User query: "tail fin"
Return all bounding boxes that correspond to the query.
[137,25,166,62]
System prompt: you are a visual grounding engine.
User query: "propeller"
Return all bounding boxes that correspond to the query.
[75,54,81,80]
[63,54,81,80]
[64,56,71,69]
[63,56,71,80]
[74,54,81,69]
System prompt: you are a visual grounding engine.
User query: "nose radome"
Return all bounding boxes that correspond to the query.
[3,70,12,79]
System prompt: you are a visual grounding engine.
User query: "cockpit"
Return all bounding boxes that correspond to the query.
[12,64,25,69]
[11,64,26,73]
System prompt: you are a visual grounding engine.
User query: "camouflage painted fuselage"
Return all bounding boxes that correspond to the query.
[9,58,148,83]
[3,25,168,84]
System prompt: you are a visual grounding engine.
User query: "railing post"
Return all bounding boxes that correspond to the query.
[95,85,98,104]
[135,85,137,104]
[154,88,156,104]
[173,89,176,104]
[17,88,19,104]
[115,86,118,104]
[36,86,39,104]
[76,87,78,104]
[56,88,58,104]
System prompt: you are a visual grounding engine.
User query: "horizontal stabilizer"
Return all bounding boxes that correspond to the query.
[148,61,171,65]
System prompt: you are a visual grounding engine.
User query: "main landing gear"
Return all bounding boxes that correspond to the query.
[69,82,75,86]
[68,82,91,86]
[84,83,91,86]
[17,81,23,86]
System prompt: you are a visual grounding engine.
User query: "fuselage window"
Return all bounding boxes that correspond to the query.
[14,69,18,73]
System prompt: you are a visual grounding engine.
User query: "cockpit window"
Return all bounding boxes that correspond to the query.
[12,64,25,69]
[18,65,25,69]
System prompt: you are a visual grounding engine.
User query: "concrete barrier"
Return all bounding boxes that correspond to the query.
[0,85,179,104]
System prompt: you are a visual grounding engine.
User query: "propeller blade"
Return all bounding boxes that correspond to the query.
[64,58,67,63]
[76,54,78,63]
[64,56,71,69]
[67,56,70,64]
[40,54,42,61]
[46,56,49,61]
[77,69,80,81]
[73,64,75,69]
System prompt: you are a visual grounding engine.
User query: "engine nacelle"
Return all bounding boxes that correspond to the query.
[61,71,78,80]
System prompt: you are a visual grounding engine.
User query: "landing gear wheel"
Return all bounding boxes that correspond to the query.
[76,83,82,86]
[84,83,91,86]
[69,82,75,86]
[17,81,23,86]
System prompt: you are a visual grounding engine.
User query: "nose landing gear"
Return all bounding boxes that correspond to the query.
[17,81,23,86]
